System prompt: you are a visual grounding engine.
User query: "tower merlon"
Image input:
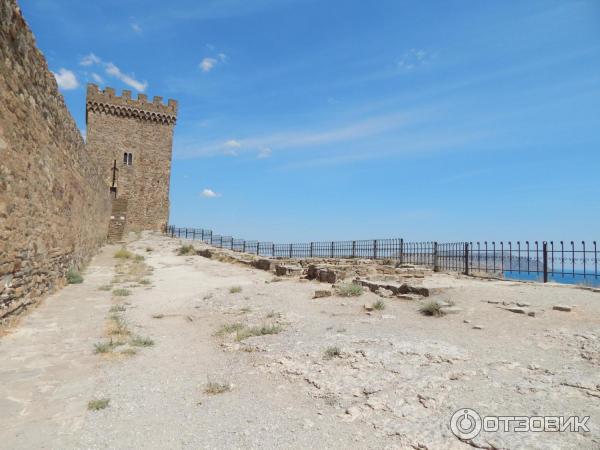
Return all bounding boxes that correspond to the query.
[86,83,177,124]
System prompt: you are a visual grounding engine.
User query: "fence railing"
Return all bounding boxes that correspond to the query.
[164,226,598,286]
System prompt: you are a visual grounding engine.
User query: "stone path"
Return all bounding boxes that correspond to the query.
[0,245,115,449]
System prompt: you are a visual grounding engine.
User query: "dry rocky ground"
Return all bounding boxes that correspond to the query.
[0,232,599,449]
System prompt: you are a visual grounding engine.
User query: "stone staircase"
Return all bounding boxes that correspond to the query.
[107,198,128,243]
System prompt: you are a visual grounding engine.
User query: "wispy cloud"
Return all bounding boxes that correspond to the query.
[53,68,79,90]
[80,53,148,92]
[398,48,432,71]
[200,57,217,72]
[176,110,415,158]
[131,22,142,33]
[91,72,104,84]
[224,139,241,148]
[200,53,228,73]
[201,188,221,198]
[105,62,148,91]
[80,53,100,66]
[257,147,272,159]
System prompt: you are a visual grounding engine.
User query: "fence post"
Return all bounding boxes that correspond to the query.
[433,242,439,272]
[289,243,293,259]
[330,241,334,258]
[210,232,213,246]
[242,240,246,253]
[352,241,356,258]
[399,239,404,265]
[310,242,314,258]
[373,240,377,259]
[543,241,548,283]
[464,242,469,275]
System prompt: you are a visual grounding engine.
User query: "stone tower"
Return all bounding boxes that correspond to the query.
[85,84,177,240]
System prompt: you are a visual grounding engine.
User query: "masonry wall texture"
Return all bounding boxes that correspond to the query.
[86,85,177,234]
[0,0,112,321]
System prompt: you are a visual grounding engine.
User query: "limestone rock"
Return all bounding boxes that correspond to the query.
[553,305,572,312]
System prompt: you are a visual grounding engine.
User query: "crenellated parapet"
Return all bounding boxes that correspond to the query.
[86,84,177,125]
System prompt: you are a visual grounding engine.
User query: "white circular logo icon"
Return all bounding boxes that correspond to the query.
[450,408,482,440]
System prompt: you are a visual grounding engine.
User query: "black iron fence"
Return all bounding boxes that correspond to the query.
[165,226,598,286]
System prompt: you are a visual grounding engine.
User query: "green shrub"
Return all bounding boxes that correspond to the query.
[66,268,83,284]
[88,398,110,411]
[114,248,133,259]
[419,301,444,317]
[112,288,131,297]
[373,300,385,310]
[229,285,242,294]
[335,283,363,297]
[130,335,154,347]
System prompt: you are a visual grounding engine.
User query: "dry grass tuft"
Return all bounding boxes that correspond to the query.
[336,283,364,297]
[114,248,133,259]
[112,288,131,297]
[204,380,231,395]
[324,346,341,359]
[373,299,386,310]
[66,268,83,284]
[229,285,242,294]
[177,244,196,256]
[419,301,445,317]
[130,335,154,347]
[235,324,283,341]
[88,398,110,411]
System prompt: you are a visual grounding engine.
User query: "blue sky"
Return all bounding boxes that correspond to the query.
[22,0,600,242]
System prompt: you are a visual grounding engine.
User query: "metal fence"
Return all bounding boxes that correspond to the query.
[165,226,598,285]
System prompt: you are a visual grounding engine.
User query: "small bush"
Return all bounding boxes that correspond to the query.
[109,304,126,313]
[236,324,283,341]
[204,380,231,395]
[146,247,153,252]
[98,284,112,291]
[373,300,386,310]
[66,268,83,284]
[177,244,196,256]
[108,316,129,336]
[229,286,242,294]
[88,398,110,411]
[94,342,112,354]
[419,301,444,317]
[139,279,151,285]
[130,335,154,347]
[324,346,341,359]
[134,254,145,262]
[114,248,133,259]
[336,283,364,297]
[112,288,131,297]
[215,322,245,336]
[152,313,164,319]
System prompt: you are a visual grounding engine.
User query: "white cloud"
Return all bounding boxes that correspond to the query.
[53,68,79,90]
[201,188,221,198]
[218,53,227,62]
[80,53,100,66]
[200,57,217,72]
[91,72,104,84]
[105,62,148,92]
[79,53,148,92]
[224,139,241,148]
[257,147,272,159]
[131,23,142,33]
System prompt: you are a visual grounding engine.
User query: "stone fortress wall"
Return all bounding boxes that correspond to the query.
[86,85,177,234]
[0,0,111,321]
